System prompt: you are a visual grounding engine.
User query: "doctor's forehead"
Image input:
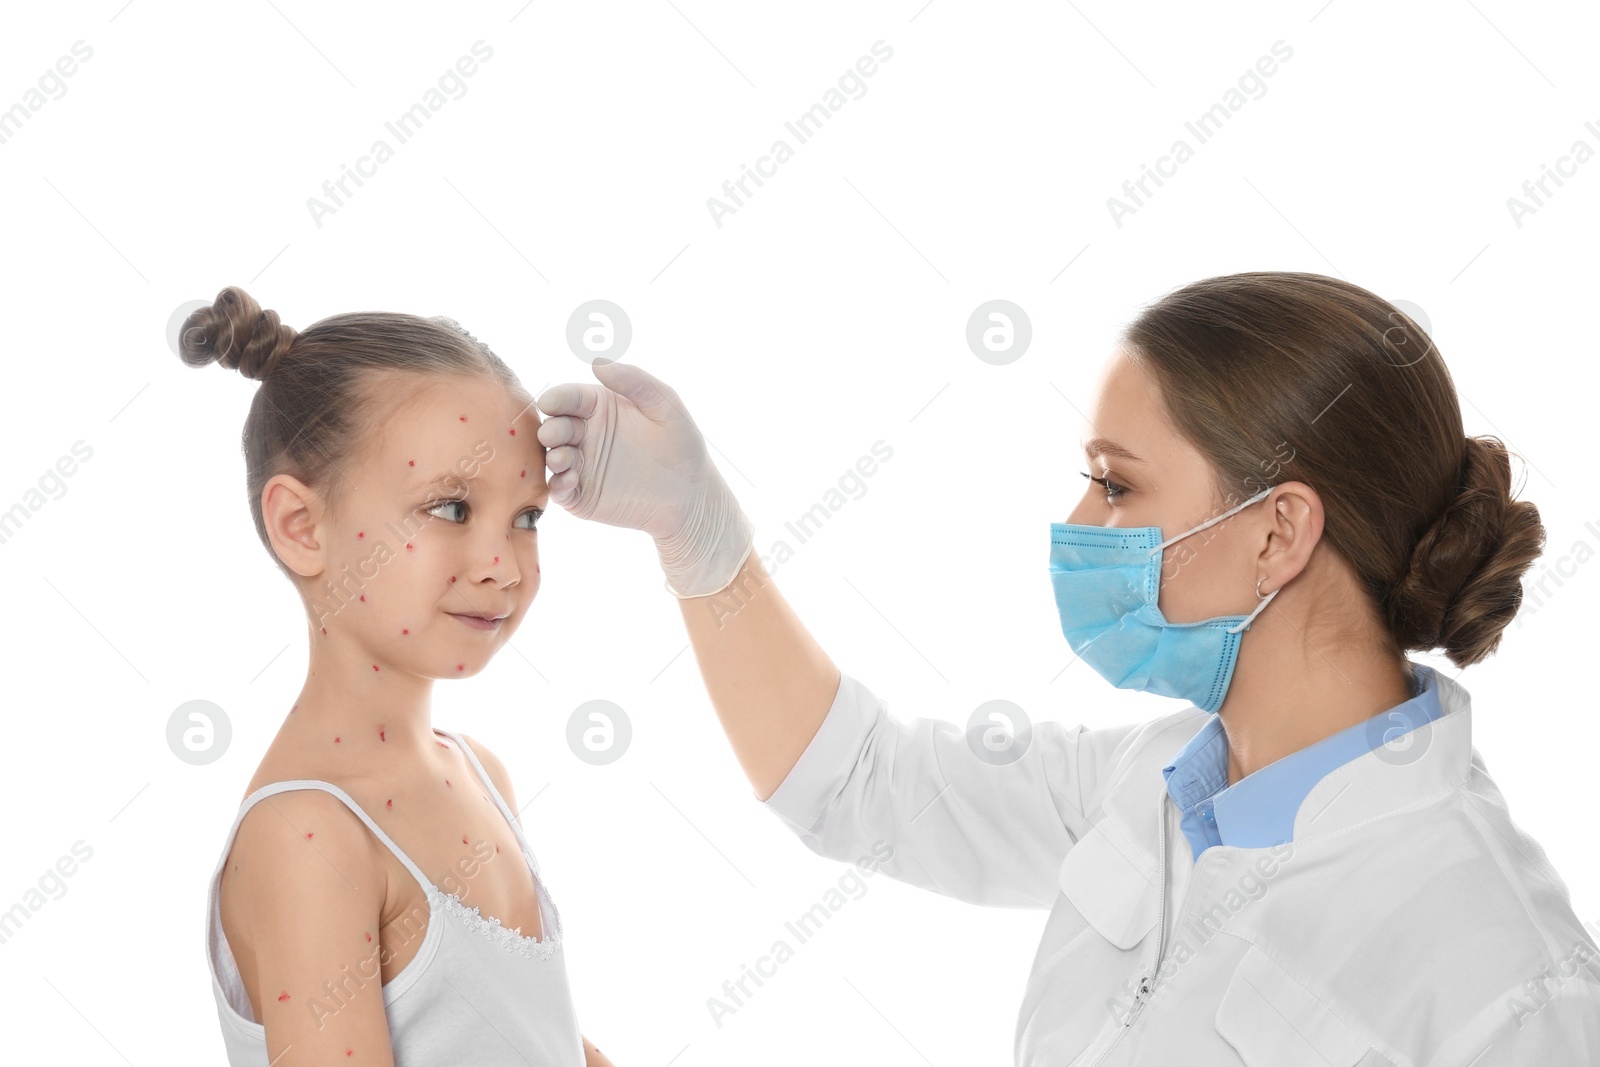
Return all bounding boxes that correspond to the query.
[1080,348,1168,459]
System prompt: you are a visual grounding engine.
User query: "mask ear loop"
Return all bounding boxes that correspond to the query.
[1226,576,1279,634]
[1136,485,1278,633]
[1145,485,1275,558]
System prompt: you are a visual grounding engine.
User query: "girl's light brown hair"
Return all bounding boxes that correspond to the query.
[1122,270,1544,669]
[177,286,530,576]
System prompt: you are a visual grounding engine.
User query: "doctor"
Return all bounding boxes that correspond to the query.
[534,271,1600,1065]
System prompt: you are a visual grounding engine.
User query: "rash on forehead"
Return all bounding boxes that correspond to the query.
[359,374,545,491]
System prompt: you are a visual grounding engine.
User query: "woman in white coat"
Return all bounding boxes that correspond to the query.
[535,271,1600,1065]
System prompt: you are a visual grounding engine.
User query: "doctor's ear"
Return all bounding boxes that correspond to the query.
[1258,481,1324,581]
[261,473,330,579]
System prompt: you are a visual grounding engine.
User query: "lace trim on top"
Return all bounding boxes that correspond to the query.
[429,848,562,961]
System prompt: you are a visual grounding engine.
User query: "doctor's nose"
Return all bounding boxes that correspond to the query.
[1066,489,1105,527]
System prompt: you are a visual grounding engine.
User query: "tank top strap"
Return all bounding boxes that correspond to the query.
[230,779,435,897]
[438,730,544,875]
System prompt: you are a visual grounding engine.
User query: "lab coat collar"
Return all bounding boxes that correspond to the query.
[1137,659,1472,847]
[1060,661,1474,949]
[1160,661,1449,851]
[1294,661,1472,841]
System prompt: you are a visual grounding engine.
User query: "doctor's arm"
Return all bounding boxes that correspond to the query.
[678,550,1108,908]
[534,362,1112,907]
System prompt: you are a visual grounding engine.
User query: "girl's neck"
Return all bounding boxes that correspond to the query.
[282,663,443,758]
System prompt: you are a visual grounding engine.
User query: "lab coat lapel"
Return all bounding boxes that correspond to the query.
[1057,777,1165,949]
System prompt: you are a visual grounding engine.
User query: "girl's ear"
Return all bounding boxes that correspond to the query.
[261,474,326,578]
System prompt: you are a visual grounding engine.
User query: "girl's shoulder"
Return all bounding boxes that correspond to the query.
[452,731,520,810]
[236,727,437,806]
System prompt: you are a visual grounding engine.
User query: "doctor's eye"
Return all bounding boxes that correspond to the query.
[1081,471,1128,503]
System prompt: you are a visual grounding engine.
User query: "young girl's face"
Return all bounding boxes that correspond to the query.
[306,373,548,679]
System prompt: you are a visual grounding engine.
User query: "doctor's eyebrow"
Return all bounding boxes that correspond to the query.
[1082,438,1144,463]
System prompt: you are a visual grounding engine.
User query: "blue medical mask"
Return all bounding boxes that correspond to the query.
[1048,486,1276,714]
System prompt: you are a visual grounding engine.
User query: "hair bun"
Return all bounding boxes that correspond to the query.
[178,286,298,381]
[1384,435,1546,667]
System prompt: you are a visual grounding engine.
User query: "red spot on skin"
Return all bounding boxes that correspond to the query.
[449,576,457,583]
[291,703,298,714]
[536,564,540,574]
[278,991,290,1002]
[401,629,408,636]
[379,726,387,741]
[406,543,413,550]
[409,460,415,466]
[446,779,452,787]
[520,469,526,478]
[386,798,393,809]
[306,832,314,839]
[334,736,341,744]
[495,844,500,854]
[436,740,450,749]
[360,595,366,602]
[509,428,516,436]
[457,664,465,671]
[321,627,327,635]
[346,1050,352,1057]
[493,556,499,564]
[462,835,469,844]
[459,415,467,421]
[366,932,373,943]
[372,664,379,672]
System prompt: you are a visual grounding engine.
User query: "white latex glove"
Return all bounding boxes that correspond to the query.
[534,360,755,599]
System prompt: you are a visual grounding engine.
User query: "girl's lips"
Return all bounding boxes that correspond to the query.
[448,612,502,631]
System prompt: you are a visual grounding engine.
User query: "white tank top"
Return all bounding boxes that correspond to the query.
[203,729,584,1065]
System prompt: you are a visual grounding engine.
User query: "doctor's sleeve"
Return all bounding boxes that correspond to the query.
[1454,975,1600,1067]
[758,669,1130,909]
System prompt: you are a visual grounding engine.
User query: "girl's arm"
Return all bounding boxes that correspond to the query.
[221,789,398,1065]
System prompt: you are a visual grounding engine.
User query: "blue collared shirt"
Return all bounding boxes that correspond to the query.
[1160,663,1444,863]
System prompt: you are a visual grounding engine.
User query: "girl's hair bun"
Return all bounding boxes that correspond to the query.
[178,286,298,381]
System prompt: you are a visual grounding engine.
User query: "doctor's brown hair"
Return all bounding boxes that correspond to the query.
[176,286,530,577]
[1122,271,1544,670]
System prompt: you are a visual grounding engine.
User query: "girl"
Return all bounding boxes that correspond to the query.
[533,271,1600,1064]
[186,287,615,1067]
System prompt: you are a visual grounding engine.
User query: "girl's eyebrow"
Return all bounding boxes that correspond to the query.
[1083,437,1143,462]
[415,472,475,495]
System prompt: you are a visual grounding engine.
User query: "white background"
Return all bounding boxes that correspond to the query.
[1,1,1596,1063]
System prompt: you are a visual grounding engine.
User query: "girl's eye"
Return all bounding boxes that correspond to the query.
[424,498,542,530]
[426,498,468,523]
[1080,470,1128,503]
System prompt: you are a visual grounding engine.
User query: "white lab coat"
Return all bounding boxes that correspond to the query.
[761,662,1600,1065]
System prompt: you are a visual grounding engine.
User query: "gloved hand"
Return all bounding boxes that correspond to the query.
[534,360,755,599]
